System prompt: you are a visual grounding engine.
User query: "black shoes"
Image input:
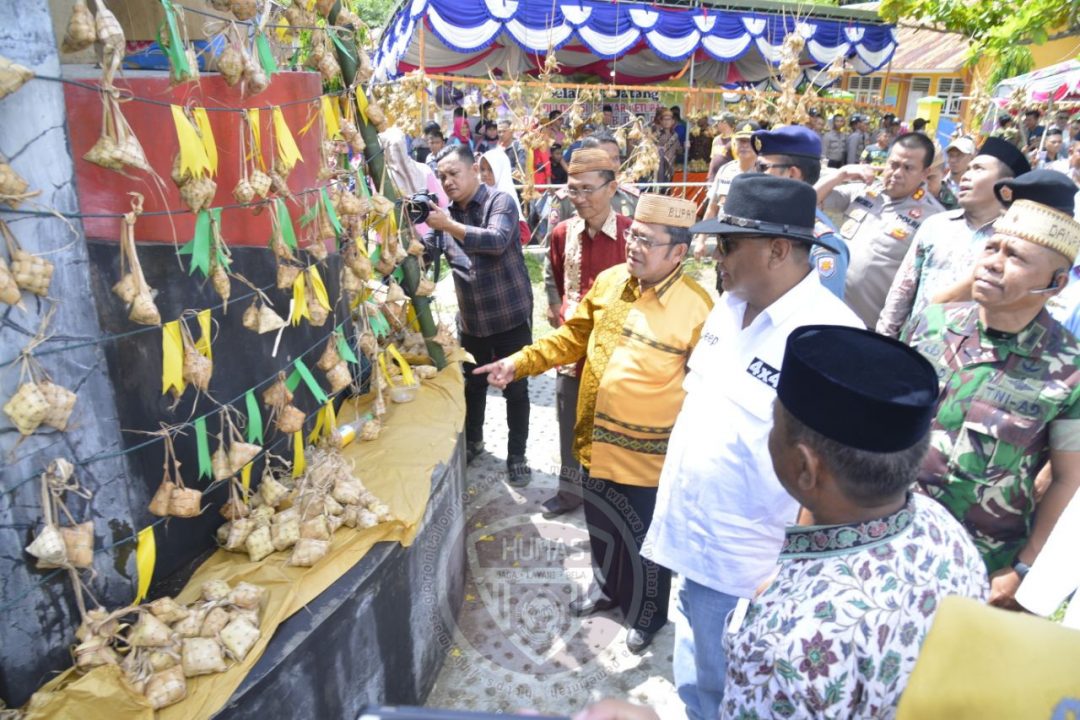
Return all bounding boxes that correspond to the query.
[466,441,485,464]
[569,595,618,617]
[540,496,580,519]
[507,455,532,487]
[626,629,655,654]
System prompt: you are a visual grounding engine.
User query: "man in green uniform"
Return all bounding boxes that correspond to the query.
[902,171,1080,610]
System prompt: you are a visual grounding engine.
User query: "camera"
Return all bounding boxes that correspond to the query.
[398,192,438,225]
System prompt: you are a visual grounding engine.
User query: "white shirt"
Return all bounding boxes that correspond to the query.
[642,272,863,597]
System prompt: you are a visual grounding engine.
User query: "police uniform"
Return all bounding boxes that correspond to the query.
[823,180,945,328]
[810,210,849,299]
[707,160,744,207]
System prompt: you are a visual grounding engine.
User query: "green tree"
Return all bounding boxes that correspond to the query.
[878,0,1079,79]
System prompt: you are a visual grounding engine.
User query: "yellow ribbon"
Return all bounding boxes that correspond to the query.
[195,308,212,360]
[192,107,218,176]
[247,109,266,171]
[161,320,186,396]
[291,272,309,326]
[272,106,303,173]
[241,462,252,500]
[171,105,212,179]
[321,96,341,139]
[308,267,331,312]
[357,89,370,124]
[134,525,156,605]
[292,431,306,478]
[406,302,421,332]
[307,401,337,444]
[382,343,416,387]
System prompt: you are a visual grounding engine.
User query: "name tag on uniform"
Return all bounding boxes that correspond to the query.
[747,357,781,389]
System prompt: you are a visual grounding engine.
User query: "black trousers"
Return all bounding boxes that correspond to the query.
[827,158,844,169]
[460,322,532,458]
[582,474,670,634]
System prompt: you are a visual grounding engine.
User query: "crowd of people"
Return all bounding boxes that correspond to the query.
[410,93,1080,718]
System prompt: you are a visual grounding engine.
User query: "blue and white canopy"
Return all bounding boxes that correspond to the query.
[373,0,897,85]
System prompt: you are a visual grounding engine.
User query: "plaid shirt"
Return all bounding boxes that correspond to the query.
[427,184,533,337]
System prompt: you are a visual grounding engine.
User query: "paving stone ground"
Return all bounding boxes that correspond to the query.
[422,254,717,718]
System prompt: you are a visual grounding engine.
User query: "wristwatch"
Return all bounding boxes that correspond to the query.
[1012,559,1032,579]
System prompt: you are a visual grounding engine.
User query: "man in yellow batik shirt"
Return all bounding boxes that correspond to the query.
[475,194,713,654]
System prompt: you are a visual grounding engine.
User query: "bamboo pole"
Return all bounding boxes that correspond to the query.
[327,1,447,369]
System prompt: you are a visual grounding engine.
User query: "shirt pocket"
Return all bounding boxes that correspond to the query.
[952,399,1045,486]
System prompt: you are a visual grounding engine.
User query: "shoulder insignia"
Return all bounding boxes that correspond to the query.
[816,255,836,278]
[888,226,910,240]
[909,208,922,219]
[866,188,879,199]
[912,188,925,201]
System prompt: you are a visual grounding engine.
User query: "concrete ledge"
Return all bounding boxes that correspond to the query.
[216,436,467,718]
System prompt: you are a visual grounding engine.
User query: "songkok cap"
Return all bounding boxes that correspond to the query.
[634,193,698,229]
[778,325,939,453]
[567,148,618,175]
[752,125,821,159]
[994,169,1077,213]
[690,174,840,252]
[732,121,760,140]
[993,200,1080,263]
[977,136,1031,178]
[945,135,976,155]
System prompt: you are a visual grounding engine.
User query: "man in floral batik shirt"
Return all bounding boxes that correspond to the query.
[721,325,988,719]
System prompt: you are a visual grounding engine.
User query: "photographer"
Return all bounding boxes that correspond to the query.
[424,144,535,484]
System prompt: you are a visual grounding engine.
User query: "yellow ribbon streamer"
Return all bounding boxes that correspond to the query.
[292,431,306,478]
[192,107,218,176]
[247,108,266,171]
[161,320,186,396]
[171,105,212,179]
[133,525,156,605]
[291,272,309,326]
[308,267,331,312]
[321,95,341,139]
[241,462,252,499]
[406,302,421,332]
[307,401,338,445]
[357,88,370,124]
[195,308,213,360]
[272,107,303,173]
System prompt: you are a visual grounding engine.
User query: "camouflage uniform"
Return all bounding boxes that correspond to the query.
[902,303,1080,573]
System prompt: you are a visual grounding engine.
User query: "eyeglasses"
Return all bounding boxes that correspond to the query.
[755,161,794,173]
[625,232,678,251]
[567,181,612,199]
[717,236,741,256]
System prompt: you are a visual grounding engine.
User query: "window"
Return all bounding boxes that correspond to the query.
[905,77,933,121]
[937,77,966,116]
[848,75,883,104]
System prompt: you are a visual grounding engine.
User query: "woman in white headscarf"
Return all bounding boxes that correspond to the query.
[479,147,531,245]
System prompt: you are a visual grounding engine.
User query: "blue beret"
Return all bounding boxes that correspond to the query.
[994,169,1077,214]
[751,125,822,160]
[778,326,939,453]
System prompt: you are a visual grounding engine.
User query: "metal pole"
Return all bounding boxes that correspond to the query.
[683,48,696,187]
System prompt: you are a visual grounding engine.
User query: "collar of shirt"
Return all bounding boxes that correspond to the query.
[629,263,685,307]
[570,210,621,243]
[947,304,1054,359]
[780,494,916,559]
[452,182,489,215]
[720,271,823,331]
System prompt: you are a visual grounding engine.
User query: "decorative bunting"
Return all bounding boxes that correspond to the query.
[194,415,212,480]
[289,358,329,405]
[308,267,331,313]
[321,188,343,235]
[159,0,193,84]
[195,309,213,360]
[321,95,341,139]
[328,29,355,62]
[276,198,297,249]
[357,88,370,124]
[192,108,218,175]
[369,305,391,338]
[178,208,213,277]
[241,462,252,499]
[272,107,303,173]
[308,401,337,445]
[292,431,306,479]
[161,321,186,396]
[335,326,359,365]
[290,272,308,326]
[386,343,416,386]
[171,105,212,179]
[133,525,156,605]
[247,109,266,171]
[245,389,264,444]
[255,32,278,76]
[355,166,371,198]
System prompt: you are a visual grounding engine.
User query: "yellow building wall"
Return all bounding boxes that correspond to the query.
[1029,32,1080,70]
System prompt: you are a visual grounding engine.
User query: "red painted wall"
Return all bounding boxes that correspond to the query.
[64,71,325,246]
